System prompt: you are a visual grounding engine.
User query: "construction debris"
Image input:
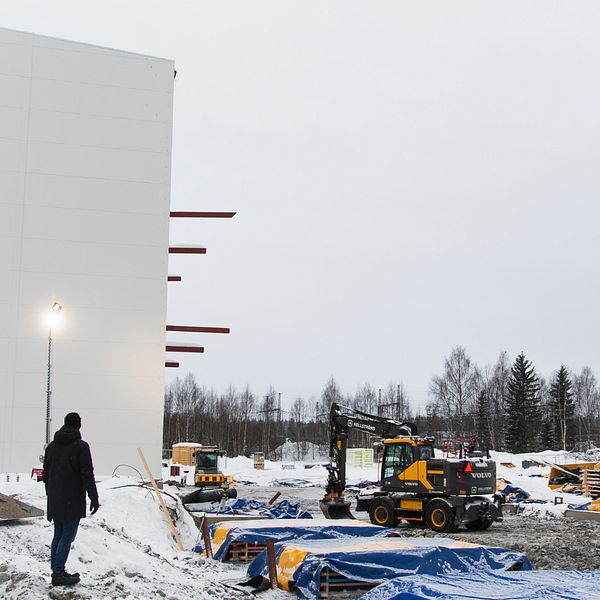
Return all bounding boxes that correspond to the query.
[0,492,44,521]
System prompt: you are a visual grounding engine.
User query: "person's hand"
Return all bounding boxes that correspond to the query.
[90,498,100,515]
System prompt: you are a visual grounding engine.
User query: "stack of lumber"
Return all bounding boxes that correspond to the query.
[582,468,600,498]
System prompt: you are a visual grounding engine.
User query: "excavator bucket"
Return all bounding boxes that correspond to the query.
[320,498,355,520]
[0,492,44,521]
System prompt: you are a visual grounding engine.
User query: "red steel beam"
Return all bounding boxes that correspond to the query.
[165,361,180,368]
[169,246,206,254]
[170,211,236,218]
[166,344,204,353]
[168,275,182,282]
[166,325,230,334]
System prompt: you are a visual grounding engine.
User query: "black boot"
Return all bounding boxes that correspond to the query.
[51,572,79,586]
[65,571,80,579]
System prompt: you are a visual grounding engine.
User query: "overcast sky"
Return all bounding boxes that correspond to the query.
[3,1,600,410]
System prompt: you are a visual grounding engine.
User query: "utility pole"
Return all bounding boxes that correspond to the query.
[259,393,282,459]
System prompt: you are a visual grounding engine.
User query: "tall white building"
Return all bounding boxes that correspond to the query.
[0,28,174,475]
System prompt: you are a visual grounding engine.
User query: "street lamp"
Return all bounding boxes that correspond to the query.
[45,302,62,448]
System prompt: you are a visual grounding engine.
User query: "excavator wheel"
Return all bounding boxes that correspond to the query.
[369,497,397,528]
[425,500,455,533]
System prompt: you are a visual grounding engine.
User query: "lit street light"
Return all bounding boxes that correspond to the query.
[45,302,62,448]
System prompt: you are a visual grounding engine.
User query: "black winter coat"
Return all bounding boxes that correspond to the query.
[43,425,99,521]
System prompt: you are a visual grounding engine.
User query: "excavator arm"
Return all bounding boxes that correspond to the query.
[320,402,417,519]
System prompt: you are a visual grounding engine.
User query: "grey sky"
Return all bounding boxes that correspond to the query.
[4,1,600,409]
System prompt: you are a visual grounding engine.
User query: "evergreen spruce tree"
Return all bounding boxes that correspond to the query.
[475,390,492,450]
[505,353,541,453]
[540,416,554,451]
[550,365,575,450]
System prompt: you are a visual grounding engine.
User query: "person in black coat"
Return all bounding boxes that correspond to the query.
[43,412,100,587]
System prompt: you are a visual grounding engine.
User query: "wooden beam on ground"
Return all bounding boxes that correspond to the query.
[201,516,213,559]
[137,447,185,552]
[266,539,279,589]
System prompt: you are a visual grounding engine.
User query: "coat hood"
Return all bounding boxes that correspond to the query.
[53,425,82,445]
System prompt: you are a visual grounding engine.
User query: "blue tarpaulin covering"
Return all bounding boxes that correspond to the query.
[195,518,392,561]
[359,570,600,600]
[499,481,531,502]
[246,537,532,600]
[207,498,312,519]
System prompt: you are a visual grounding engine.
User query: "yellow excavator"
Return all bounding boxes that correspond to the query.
[320,403,503,532]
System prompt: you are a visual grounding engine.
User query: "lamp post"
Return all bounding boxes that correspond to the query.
[45,302,62,448]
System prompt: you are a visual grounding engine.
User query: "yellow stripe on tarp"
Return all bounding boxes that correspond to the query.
[285,538,486,555]
[277,547,309,591]
[212,524,233,551]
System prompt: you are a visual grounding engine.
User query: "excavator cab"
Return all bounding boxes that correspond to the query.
[381,438,437,494]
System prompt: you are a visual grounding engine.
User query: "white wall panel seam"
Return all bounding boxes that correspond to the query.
[30,106,170,125]
[20,235,172,250]
[32,38,173,63]
[0,136,170,156]
[9,268,167,281]
[25,74,172,95]
[20,202,171,218]
[25,170,170,186]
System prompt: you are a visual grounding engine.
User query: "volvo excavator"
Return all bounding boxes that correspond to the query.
[320,403,503,532]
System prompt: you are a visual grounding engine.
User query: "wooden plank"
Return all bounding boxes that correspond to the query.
[565,509,600,521]
[137,447,184,552]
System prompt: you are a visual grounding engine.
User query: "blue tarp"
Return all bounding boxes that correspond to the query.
[498,481,547,504]
[207,498,312,519]
[196,518,391,561]
[271,478,315,487]
[359,570,600,600]
[499,482,531,502]
[246,537,532,600]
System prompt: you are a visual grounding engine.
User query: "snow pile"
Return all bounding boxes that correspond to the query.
[224,455,379,488]
[0,475,254,599]
[270,440,327,463]
[490,450,595,518]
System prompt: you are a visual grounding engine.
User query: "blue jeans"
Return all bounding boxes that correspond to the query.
[50,519,80,574]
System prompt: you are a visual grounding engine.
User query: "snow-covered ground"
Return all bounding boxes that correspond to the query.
[2,448,596,598]
[0,475,283,600]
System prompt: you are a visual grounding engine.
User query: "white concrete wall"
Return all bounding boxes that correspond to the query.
[0,28,174,475]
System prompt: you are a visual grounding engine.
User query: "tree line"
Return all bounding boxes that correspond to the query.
[163,347,600,459]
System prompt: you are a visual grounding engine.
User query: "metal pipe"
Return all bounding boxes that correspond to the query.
[45,329,52,447]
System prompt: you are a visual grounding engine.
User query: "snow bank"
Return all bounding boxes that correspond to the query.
[223,455,379,487]
[0,475,256,599]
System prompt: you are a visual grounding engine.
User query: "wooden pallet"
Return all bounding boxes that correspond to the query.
[227,542,267,562]
[318,567,375,598]
[583,469,600,498]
